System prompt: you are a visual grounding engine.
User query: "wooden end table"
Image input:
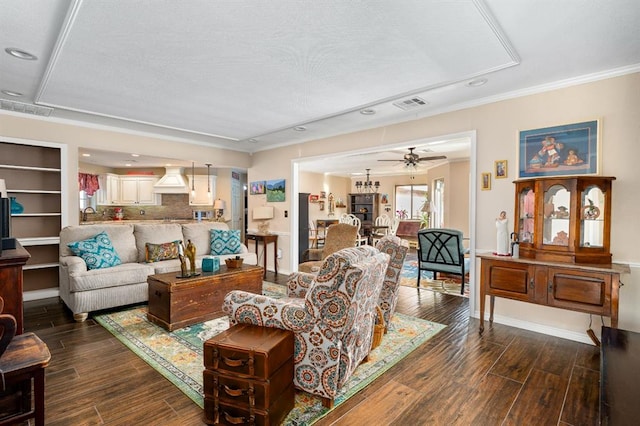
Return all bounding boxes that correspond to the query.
[147,264,263,331]
[245,233,278,278]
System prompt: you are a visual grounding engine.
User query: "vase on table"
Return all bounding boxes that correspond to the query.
[10,197,23,214]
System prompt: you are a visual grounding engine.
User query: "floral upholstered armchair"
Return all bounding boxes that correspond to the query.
[223,246,389,407]
[288,235,408,334]
[374,235,409,332]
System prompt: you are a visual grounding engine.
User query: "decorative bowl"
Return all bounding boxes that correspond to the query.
[225,258,244,268]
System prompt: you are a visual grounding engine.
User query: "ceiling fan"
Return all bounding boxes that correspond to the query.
[377,147,446,166]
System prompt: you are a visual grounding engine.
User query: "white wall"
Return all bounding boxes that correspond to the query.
[248,73,640,341]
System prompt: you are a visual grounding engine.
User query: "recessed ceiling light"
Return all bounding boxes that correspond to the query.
[131,153,140,157]
[5,48,37,60]
[360,108,376,115]
[1,89,23,97]
[82,153,91,157]
[125,163,132,167]
[293,126,307,132]
[165,163,172,167]
[248,138,258,143]
[467,78,488,87]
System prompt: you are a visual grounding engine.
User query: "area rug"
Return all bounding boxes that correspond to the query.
[94,283,445,425]
[401,252,469,297]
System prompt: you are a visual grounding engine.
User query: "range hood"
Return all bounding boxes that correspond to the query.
[153,167,190,194]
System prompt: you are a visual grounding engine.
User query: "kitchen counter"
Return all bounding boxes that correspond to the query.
[80,219,216,225]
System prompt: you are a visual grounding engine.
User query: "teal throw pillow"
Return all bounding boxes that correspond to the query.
[210,229,241,255]
[68,231,122,270]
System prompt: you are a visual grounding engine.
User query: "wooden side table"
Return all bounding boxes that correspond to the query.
[246,233,278,279]
[0,332,51,426]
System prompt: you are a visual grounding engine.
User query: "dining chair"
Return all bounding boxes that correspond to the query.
[371,214,392,246]
[308,219,325,248]
[341,214,367,245]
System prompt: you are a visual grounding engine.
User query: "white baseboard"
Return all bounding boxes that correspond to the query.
[24,288,60,302]
[472,310,595,346]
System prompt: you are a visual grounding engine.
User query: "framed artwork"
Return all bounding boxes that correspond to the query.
[481,172,491,191]
[266,179,286,202]
[494,160,507,179]
[249,181,265,195]
[380,193,389,204]
[309,194,319,203]
[518,120,599,178]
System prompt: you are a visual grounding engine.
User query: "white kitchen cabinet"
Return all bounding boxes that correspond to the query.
[189,175,216,206]
[97,173,120,205]
[119,176,159,205]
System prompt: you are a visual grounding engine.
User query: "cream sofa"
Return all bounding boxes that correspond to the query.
[59,222,257,321]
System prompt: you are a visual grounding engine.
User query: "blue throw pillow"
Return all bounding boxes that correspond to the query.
[210,229,241,255]
[68,231,122,270]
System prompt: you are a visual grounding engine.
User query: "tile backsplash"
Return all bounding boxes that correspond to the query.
[84,194,214,222]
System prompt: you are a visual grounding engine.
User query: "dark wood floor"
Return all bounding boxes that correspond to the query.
[22,270,601,425]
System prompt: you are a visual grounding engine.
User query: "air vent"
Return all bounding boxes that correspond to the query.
[392,96,428,111]
[0,99,53,116]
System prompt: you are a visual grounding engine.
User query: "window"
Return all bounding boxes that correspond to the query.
[395,184,428,219]
[433,178,444,228]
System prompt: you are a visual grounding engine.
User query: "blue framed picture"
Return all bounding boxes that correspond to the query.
[518,120,599,178]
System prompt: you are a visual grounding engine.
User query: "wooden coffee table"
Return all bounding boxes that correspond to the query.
[147,264,263,331]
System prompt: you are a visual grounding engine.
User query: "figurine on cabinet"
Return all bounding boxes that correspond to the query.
[495,211,510,255]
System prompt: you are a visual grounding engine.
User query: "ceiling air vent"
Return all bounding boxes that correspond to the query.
[392,96,428,111]
[0,99,53,116]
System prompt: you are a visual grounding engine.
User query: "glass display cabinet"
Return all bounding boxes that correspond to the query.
[479,175,625,335]
[514,176,615,264]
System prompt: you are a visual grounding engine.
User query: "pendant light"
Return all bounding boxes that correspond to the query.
[205,163,212,198]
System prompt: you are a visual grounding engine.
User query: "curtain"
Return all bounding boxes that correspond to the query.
[78,173,100,196]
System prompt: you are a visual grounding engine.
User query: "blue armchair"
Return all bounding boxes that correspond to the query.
[416,228,469,295]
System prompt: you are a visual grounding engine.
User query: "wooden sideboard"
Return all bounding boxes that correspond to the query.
[0,242,30,334]
[478,254,628,333]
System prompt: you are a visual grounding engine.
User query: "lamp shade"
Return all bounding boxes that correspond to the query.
[213,199,226,210]
[253,206,274,220]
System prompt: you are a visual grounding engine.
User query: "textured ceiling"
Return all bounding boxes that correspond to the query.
[36,0,516,142]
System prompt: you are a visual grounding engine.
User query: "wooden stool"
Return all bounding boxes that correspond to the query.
[0,310,50,426]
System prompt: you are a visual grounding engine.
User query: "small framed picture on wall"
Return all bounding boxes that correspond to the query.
[494,160,507,179]
[481,172,491,190]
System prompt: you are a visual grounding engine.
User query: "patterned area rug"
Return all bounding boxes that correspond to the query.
[401,252,470,297]
[94,282,445,425]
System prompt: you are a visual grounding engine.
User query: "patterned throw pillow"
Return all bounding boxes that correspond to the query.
[210,229,241,255]
[145,240,181,263]
[67,231,121,270]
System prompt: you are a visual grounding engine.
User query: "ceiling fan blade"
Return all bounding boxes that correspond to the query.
[377,159,404,162]
[418,155,447,161]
